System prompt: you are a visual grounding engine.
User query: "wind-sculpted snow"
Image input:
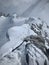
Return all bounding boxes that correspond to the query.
[0,15,49,65]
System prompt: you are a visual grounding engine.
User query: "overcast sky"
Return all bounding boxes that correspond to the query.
[0,0,38,15]
[0,0,33,15]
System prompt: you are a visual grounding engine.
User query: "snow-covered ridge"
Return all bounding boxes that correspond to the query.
[0,15,49,65]
[0,24,36,57]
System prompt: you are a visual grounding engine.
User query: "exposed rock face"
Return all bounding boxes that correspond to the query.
[0,16,49,65]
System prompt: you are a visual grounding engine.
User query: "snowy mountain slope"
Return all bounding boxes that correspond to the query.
[0,41,49,65]
[0,15,28,47]
[0,50,21,65]
[0,15,49,65]
[0,24,36,57]
[0,15,38,47]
